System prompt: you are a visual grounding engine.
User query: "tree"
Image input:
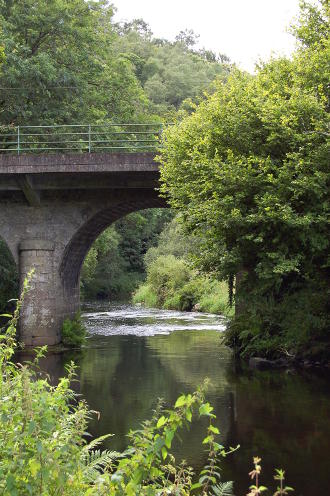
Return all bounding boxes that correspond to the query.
[159,1,329,360]
[113,20,230,115]
[81,209,173,300]
[0,0,148,126]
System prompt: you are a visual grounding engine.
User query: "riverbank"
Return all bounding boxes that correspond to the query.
[133,256,233,316]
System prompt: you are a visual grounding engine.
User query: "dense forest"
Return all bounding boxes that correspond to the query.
[0,1,329,494]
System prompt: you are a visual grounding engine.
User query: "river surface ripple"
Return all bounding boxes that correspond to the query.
[38,303,330,495]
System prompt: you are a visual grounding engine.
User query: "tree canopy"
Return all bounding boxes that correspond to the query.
[0,0,147,125]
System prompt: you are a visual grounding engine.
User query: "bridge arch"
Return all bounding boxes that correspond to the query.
[60,197,167,291]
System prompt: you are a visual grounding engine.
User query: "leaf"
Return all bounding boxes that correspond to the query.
[161,446,167,460]
[202,435,213,444]
[191,482,202,490]
[174,395,186,408]
[186,408,192,422]
[212,481,234,496]
[199,402,214,416]
[209,425,220,434]
[28,459,41,477]
[164,428,174,448]
[156,416,167,428]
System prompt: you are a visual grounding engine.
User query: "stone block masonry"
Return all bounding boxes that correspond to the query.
[0,152,166,345]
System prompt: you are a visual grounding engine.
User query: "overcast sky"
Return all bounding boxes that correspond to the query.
[113,0,302,72]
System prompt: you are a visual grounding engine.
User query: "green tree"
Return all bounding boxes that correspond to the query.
[114,20,230,116]
[81,209,172,300]
[81,226,129,299]
[0,0,147,126]
[159,1,329,360]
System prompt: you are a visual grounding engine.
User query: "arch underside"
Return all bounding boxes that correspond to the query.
[60,196,167,289]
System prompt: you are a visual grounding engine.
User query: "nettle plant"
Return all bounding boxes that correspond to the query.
[0,274,293,495]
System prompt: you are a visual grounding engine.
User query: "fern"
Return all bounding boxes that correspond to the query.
[212,481,234,496]
[81,449,119,482]
[81,433,114,453]
[81,433,119,482]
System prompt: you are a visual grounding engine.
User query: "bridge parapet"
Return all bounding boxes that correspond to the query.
[0,123,163,155]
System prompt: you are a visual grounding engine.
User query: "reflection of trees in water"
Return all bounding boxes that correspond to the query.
[146,331,231,390]
[74,331,235,466]
[78,336,181,451]
[222,367,330,495]
[18,331,330,494]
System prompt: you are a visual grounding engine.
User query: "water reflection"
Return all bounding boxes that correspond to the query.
[23,303,330,495]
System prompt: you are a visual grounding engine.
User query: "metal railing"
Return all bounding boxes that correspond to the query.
[0,123,164,154]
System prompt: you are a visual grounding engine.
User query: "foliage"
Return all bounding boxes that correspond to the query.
[0,240,18,314]
[62,312,87,347]
[0,0,148,127]
[0,291,239,494]
[133,219,232,315]
[81,226,130,300]
[114,20,231,116]
[0,280,293,495]
[81,210,172,301]
[159,1,330,360]
[247,457,293,496]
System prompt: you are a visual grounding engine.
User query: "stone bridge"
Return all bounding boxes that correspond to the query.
[0,152,166,345]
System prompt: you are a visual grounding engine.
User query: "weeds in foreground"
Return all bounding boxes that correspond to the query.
[247,457,294,496]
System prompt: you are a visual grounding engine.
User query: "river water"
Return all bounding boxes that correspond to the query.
[37,302,330,495]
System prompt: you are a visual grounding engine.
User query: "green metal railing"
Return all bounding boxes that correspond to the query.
[0,123,164,154]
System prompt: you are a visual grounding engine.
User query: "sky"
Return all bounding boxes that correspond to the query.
[113,0,302,73]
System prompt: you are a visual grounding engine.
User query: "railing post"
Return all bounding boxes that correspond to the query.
[88,124,91,153]
[17,126,20,155]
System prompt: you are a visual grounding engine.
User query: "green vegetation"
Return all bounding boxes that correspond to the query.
[81,209,173,300]
[0,1,229,127]
[113,22,231,116]
[0,0,147,126]
[62,312,87,347]
[159,1,329,361]
[0,240,18,314]
[133,219,232,316]
[0,289,293,495]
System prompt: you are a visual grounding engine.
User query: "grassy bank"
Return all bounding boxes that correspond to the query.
[133,254,232,316]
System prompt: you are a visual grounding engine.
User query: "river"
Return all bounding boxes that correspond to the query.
[34,302,330,495]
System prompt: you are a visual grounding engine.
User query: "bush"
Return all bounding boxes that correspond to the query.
[62,312,87,347]
[134,248,232,316]
[199,280,233,316]
[132,283,158,307]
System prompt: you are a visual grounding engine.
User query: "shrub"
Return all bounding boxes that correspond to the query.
[132,283,158,307]
[134,252,232,316]
[199,280,233,317]
[62,312,87,347]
